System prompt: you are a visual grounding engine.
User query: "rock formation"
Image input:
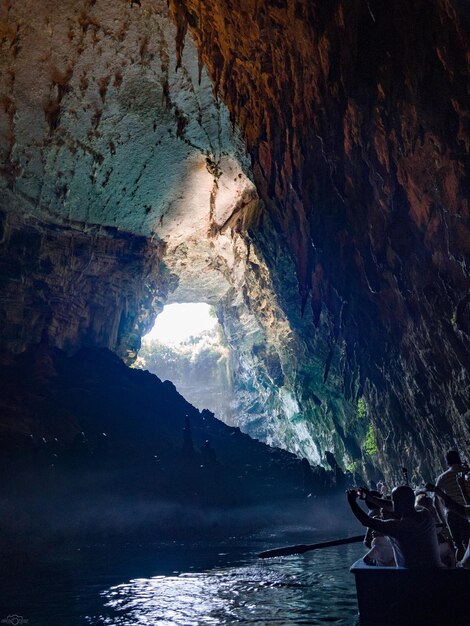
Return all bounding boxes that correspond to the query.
[1,0,469,482]
[167,0,470,481]
[0,0,353,472]
[0,344,330,540]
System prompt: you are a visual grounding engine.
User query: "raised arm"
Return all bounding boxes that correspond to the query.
[363,526,373,548]
[359,487,394,513]
[347,490,397,534]
[426,483,467,518]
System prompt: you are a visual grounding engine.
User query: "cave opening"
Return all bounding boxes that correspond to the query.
[135,302,235,425]
[142,302,218,346]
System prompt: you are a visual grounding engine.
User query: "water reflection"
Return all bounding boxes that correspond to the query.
[93,544,362,625]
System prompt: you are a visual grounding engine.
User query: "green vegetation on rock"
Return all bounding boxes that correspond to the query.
[135,328,227,374]
[357,397,367,419]
[346,460,358,473]
[364,424,378,456]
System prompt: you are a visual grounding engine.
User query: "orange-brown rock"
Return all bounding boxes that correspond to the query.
[0,0,469,480]
[168,0,470,478]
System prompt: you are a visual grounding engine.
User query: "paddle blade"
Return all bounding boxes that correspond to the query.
[258,544,309,559]
[258,534,364,559]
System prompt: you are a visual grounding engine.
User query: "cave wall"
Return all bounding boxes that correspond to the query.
[1,0,358,468]
[0,209,166,360]
[0,0,254,352]
[168,0,470,480]
[1,0,469,481]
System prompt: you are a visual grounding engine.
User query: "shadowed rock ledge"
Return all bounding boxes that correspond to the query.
[0,344,333,541]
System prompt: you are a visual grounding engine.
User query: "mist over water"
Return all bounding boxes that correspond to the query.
[2,486,358,542]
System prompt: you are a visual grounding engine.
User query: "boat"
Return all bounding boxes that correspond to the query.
[351,558,470,625]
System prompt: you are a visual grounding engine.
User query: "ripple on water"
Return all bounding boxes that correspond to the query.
[90,544,363,626]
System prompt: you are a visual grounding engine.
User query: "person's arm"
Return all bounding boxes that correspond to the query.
[457,475,470,506]
[433,493,447,524]
[363,526,373,548]
[347,490,397,534]
[359,487,393,513]
[426,483,467,518]
[432,477,448,524]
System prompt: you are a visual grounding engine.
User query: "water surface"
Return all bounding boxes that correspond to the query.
[2,527,364,625]
[96,543,363,625]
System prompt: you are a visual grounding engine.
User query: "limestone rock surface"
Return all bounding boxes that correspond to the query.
[1,0,469,481]
[0,0,255,355]
[168,0,470,480]
[1,0,353,470]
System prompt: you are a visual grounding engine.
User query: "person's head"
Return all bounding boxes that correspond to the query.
[391,485,416,516]
[446,450,461,467]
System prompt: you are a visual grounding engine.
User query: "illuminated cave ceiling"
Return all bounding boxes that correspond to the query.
[0,0,257,310]
[0,0,328,466]
[1,0,470,480]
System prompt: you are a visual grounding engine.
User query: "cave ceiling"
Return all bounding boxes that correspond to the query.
[1,0,470,480]
[0,0,327,466]
[0,0,258,303]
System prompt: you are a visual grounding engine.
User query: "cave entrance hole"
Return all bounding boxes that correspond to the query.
[143,303,217,345]
[136,303,235,425]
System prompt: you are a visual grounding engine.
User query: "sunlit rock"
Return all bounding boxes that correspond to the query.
[1,0,351,472]
[1,0,469,481]
[168,0,470,481]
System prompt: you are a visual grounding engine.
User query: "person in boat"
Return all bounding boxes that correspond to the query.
[434,450,470,561]
[363,491,382,549]
[415,492,455,568]
[426,479,470,568]
[376,480,389,497]
[363,508,396,567]
[361,490,396,567]
[358,486,455,568]
[347,486,443,568]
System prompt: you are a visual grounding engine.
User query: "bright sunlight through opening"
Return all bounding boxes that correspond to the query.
[137,302,233,425]
[142,303,218,346]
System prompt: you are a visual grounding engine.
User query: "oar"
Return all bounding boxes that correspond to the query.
[258,534,364,559]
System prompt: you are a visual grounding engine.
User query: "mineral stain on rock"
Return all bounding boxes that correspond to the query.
[0,0,468,484]
[167,0,470,480]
